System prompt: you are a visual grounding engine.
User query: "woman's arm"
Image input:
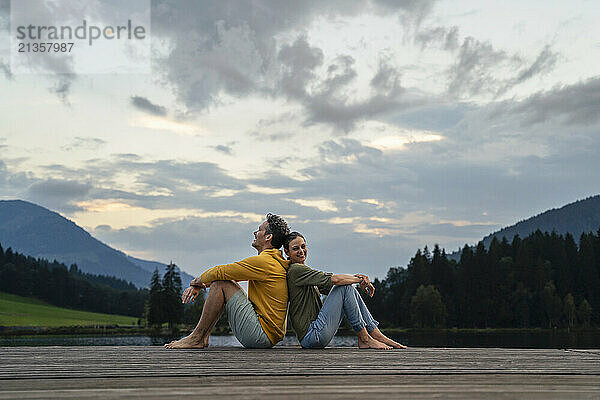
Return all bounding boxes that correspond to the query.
[331,274,375,296]
[330,274,361,285]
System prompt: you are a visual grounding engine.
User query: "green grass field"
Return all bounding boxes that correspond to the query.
[0,292,138,327]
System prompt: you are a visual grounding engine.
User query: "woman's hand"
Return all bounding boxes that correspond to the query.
[355,274,375,297]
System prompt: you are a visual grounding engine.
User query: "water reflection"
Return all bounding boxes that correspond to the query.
[391,329,600,349]
[0,335,357,347]
[0,331,597,348]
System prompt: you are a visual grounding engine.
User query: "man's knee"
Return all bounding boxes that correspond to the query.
[211,280,237,289]
[210,280,241,300]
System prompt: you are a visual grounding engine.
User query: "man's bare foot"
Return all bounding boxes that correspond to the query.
[370,328,407,349]
[358,335,392,350]
[164,333,207,349]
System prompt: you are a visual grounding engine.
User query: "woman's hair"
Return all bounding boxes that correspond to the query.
[284,231,305,250]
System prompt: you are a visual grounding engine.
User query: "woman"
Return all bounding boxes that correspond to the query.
[284,232,406,349]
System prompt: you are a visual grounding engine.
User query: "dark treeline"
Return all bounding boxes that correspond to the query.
[365,229,600,329]
[0,242,148,318]
[145,264,186,328]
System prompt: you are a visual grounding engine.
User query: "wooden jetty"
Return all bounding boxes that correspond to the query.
[1,346,599,399]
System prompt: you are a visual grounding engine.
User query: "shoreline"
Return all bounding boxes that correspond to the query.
[2,325,598,337]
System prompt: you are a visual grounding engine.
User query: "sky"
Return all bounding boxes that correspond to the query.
[1,0,599,280]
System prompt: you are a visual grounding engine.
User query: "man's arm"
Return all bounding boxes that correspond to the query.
[193,255,271,286]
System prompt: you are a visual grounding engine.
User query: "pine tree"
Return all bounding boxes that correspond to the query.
[541,281,562,328]
[162,262,184,329]
[146,269,164,326]
[578,299,593,327]
[564,293,576,329]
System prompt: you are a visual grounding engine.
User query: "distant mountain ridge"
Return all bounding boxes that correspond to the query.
[482,195,600,247]
[0,200,194,288]
[447,195,600,260]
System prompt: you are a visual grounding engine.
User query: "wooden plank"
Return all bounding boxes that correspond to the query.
[1,347,599,379]
[0,375,599,399]
[1,347,599,399]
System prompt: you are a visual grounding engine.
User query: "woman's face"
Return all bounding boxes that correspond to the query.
[285,236,307,264]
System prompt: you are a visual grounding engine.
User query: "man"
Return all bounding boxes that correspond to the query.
[164,213,290,349]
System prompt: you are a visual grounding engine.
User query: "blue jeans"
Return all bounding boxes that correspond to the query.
[300,285,379,348]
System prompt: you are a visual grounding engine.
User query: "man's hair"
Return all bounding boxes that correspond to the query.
[265,213,290,249]
[284,231,305,251]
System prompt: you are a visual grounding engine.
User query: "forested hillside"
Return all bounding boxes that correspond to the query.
[365,229,600,329]
[0,243,148,318]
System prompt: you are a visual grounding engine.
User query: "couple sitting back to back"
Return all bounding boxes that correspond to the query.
[165,213,405,350]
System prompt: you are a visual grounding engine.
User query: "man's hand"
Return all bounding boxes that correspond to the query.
[190,277,207,289]
[181,286,202,304]
[355,274,375,297]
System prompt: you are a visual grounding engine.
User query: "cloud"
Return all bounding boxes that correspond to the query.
[61,137,107,152]
[90,208,424,277]
[248,112,300,141]
[213,144,233,155]
[370,58,402,94]
[0,160,37,200]
[447,37,514,97]
[150,1,436,129]
[90,215,264,272]
[277,35,325,99]
[250,130,296,142]
[0,1,11,80]
[491,77,600,126]
[374,0,439,33]
[0,0,7,30]
[130,96,168,116]
[7,1,80,101]
[50,74,75,105]
[513,45,558,85]
[273,41,411,132]
[27,179,91,200]
[415,26,459,51]
[26,179,92,213]
[300,56,410,132]
[0,61,11,80]
[447,37,559,98]
[16,114,600,278]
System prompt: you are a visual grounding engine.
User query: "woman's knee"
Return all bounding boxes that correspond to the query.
[332,284,356,296]
[332,284,354,291]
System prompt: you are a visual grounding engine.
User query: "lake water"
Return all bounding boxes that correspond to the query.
[0,335,356,347]
[1,330,598,348]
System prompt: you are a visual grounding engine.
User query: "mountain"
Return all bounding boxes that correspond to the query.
[481,195,600,247]
[0,200,194,288]
[449,195,600,260]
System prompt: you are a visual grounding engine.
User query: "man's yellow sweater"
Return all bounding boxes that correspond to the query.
[200,248,289,345]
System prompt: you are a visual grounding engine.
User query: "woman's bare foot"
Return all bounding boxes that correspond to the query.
[164,333,207,349]
[358,335,392,349]
[370,328,407,349]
